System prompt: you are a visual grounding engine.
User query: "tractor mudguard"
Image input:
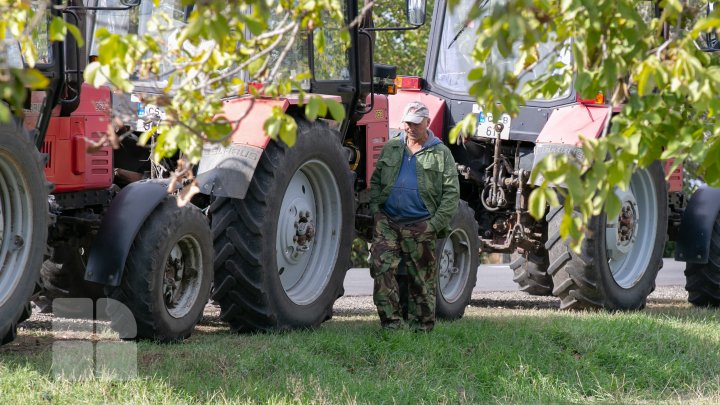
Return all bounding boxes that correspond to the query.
[195,95,341,199]
[84,180,170,286]
[196,143,264,199]
[675,186,720,264]
[195,97,284,199]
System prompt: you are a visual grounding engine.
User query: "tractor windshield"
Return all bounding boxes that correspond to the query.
[435,0,570,99]
[265,14,311,86]
[85,0,187,75]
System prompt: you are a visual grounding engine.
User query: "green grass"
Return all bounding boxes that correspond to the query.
[1,304,720,404]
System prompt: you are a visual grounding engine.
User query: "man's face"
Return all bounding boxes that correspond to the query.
[402,115,429,140]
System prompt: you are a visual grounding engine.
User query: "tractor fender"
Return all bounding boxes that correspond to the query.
[84,180,170,286]
[195,97,284,199]
[675,186,720,264]
[196,95,344,199]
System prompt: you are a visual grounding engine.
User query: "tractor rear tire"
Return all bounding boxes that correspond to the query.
[210,119,353,332]
[436,200,479,320]
[36,249,105,315]
[685,214,720,306]
[0,122,49,345]
[545,162,667,310]
[510,250,553,296]
[106,197,213,342]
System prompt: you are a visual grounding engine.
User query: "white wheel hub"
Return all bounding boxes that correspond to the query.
[604,168,659,289]
[606,188,638,259]
[275,160,342,305]
[438,229,471,303]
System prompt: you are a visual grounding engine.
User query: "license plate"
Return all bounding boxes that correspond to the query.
[472,104,511,140]
[136,102,166,132]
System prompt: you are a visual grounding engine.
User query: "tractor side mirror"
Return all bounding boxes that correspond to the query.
[120,0,141,6]
[406,0,426,26]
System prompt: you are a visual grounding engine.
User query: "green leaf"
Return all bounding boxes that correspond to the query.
[326,99,345,121]
[279,116,298,147]
[528,189,547,220]
[49,17,66,42]
[574,71,591,93]
[448,125,461,145]
[636,64,652,96]
[565,172,584,203]
[604,191,621,219]
[0,103,10,123]
[306,97,321,121]
[467,67,485,81]
[247,57,266,76]
[83,62,107,87]
[314,31,325,54]
[263,114,281,139]
[16,69,49,89]
[245,15,264,36]
[138,126,158,147]
[66,23,84,47]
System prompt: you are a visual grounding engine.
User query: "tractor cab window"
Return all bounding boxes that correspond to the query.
[313,10,350,81]
[265,14,311,86]
[3,16,53,68]
[85,0,187,74]
[435,0,570,100]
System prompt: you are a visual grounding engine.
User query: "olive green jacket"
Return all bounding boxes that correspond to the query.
[369,132,460,237]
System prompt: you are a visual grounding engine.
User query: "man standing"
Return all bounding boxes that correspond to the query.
[369,101,460,331]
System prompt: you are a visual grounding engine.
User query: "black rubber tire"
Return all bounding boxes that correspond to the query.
[106,197,213,342]
[545,162,667,310]
[35,245,105,314]
[210,119,353,332]
[510,250,553,296]
[0,122,49,345]
[685,214,720,306]
[436,200,479,320]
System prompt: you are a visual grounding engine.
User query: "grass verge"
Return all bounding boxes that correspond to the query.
[1,302,719,404]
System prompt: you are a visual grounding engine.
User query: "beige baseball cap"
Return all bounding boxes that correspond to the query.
[401,101,430,124]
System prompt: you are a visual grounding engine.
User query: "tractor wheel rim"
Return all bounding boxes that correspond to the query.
[0,151,33,306]
[605,168,658,288]
[438,228,471,303]
[276,160,341,305]
[163,235,204,319]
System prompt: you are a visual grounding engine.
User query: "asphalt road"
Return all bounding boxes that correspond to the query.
[343,258,687,296]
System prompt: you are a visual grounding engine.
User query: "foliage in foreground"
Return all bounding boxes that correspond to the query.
[452,0,720,247]
[1,305,719,403]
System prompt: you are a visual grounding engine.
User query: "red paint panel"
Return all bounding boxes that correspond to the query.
[665,159,683,192]
[356,94,389,125]
[221,95,341,149]
[44,116,113,193]
[222,97,290,149]
[364,121,389,189]
[388,90,446,139]
[536,104,610,145]
[71,135,86,175]
[71,84,112,116]
[284,93,342,105]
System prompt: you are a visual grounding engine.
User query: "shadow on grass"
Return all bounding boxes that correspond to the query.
[468,296,560,310]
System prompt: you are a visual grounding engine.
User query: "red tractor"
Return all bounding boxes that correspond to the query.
[1,0,214,345]
[1,0,426,344]
[384,0,692,314]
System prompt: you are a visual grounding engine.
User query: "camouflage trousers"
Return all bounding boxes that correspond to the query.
[370,214,437,331]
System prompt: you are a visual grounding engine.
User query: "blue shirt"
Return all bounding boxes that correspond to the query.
[383,132,442,222]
